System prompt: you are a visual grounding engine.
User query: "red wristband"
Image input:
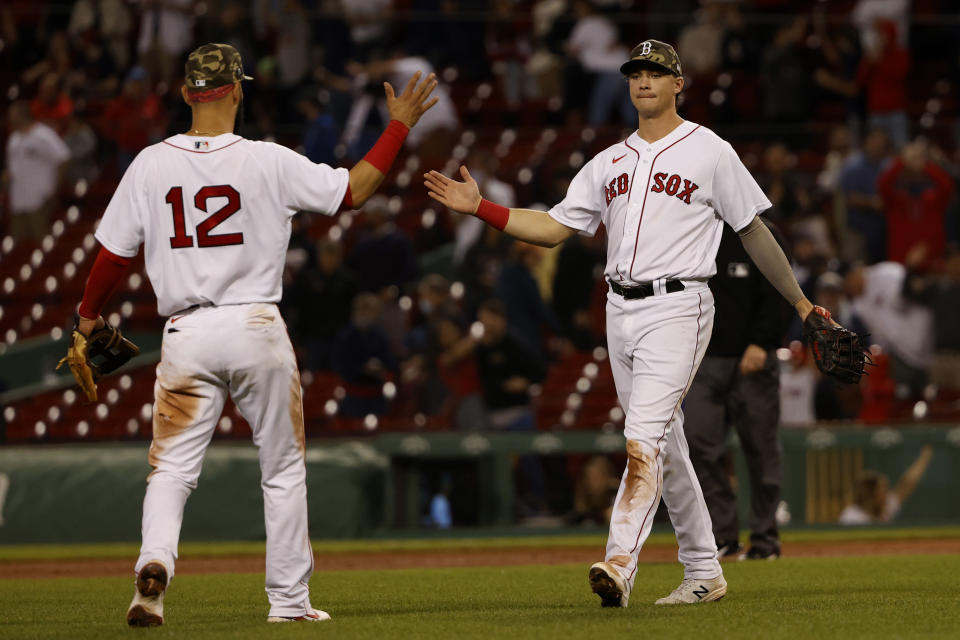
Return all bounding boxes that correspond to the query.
[475,199,510,231]
[78,247,133,319]
[362,120,409,174]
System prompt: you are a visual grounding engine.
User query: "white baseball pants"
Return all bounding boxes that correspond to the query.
[134,303,316,618]
[603,282,721,589]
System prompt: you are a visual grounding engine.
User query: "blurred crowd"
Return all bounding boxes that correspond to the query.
[3,0,960,434]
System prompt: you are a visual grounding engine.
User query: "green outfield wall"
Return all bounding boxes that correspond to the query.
[0,425,957,543]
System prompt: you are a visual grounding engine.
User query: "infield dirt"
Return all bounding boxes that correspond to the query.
[3,537,959,580]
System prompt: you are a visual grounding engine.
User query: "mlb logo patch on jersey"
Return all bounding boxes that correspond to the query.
[194,140,209,150]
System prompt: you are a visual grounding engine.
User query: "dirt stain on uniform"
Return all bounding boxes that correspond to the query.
[608,554,632,571]
[289,372,306,456]
[148,377,204,470]
[614,440,657,526]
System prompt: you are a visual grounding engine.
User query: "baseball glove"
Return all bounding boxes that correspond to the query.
[56,318,140,402]
[802,306,871,384]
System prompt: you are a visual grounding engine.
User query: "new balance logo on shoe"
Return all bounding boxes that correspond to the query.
[693,584,709,600]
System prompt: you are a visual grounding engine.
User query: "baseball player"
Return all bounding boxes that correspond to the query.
[425,40,828,607]
[65,43,437,626]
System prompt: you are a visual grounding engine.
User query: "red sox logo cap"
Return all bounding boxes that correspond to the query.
[620,40,683,77]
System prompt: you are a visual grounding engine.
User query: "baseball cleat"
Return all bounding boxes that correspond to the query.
[716,540,744,559]
[126,561,168,627]
[589,562,630,608]
[739,546,780,561]
[267,609,331,623]
[654,574,727,605]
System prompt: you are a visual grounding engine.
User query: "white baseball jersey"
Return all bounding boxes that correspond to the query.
[95,133,348,316]
[548,120,770,284]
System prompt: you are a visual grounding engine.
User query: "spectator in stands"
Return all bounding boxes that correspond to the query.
[30,72,74,134]
[902,246,960,390]
[760,15,812,126]
[551,234,604,350]
[297,92,339,166]
[137,0,197,83]
[340,0,393,62]
[285,239,360,372]
[567,455,620,526]
[68,0,134,69]
[460,225,512,321]
[840,128,892,264]
[61,109,99,186]
[817,124,854,195]
[331,292,397,418]
[676,1,726,79]
[474,298,546,430]
[453,148,516,268]
[347,195,418,294]
[877,140,954,268]
[343,55,459,156]
[847,261,934,395]
[758,143,827,252]
[485,0,534,121]
[22,32,73,91]
[778,340,816,427]
[99,66,167,173]
[3,101,70,242]
[495,242,563,359]
[838,445,934,525]
[564,0,633,127]
[856,19,910,149]
[431,313,486,430]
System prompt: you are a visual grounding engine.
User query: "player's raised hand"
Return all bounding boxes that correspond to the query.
[424,165,482,215]
[385,71,439,129]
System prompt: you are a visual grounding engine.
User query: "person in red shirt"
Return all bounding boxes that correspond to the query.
[857,19,909,149]
[30,72,74,134]
[877,141,954,267]
[99,66,167,173]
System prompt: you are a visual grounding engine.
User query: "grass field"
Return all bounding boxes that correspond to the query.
[2,530,960,639]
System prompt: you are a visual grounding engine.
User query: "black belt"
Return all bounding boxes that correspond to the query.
[609,279,685,300]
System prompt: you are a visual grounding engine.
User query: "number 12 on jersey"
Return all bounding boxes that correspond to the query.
[166,185,245,249]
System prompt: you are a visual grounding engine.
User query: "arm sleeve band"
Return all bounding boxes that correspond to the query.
[341,184,354,210]
[362,120,409,174]
[78,247,134,319]
[476,199,510,231]
[737,216,805,307]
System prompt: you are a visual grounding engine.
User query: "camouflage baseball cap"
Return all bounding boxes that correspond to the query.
[184,43,253,91]
[620,40,682,76]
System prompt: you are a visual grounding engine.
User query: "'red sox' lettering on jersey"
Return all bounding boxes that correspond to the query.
[604,173,630,205]
[650,172,699,204]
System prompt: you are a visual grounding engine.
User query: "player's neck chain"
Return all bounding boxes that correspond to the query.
[187,128,227,137]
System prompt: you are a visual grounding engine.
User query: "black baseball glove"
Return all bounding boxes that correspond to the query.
[56,317,140,402]
[802,306,872,384]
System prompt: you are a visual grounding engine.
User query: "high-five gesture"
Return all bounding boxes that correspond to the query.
[385,71,439,129]
[424,166,482,215]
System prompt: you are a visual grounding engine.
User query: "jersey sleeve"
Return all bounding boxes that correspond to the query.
[711,141,772,232]
[547,157,603,237]
[269,142,349,216]
[94,152,147,258]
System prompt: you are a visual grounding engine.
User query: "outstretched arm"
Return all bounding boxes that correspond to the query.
[345,71,439,208]
[424,165,577,248]
[737,216,814,320]
[892,445,934,504]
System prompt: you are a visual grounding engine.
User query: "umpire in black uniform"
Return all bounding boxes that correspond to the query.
[683,217,793,560]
